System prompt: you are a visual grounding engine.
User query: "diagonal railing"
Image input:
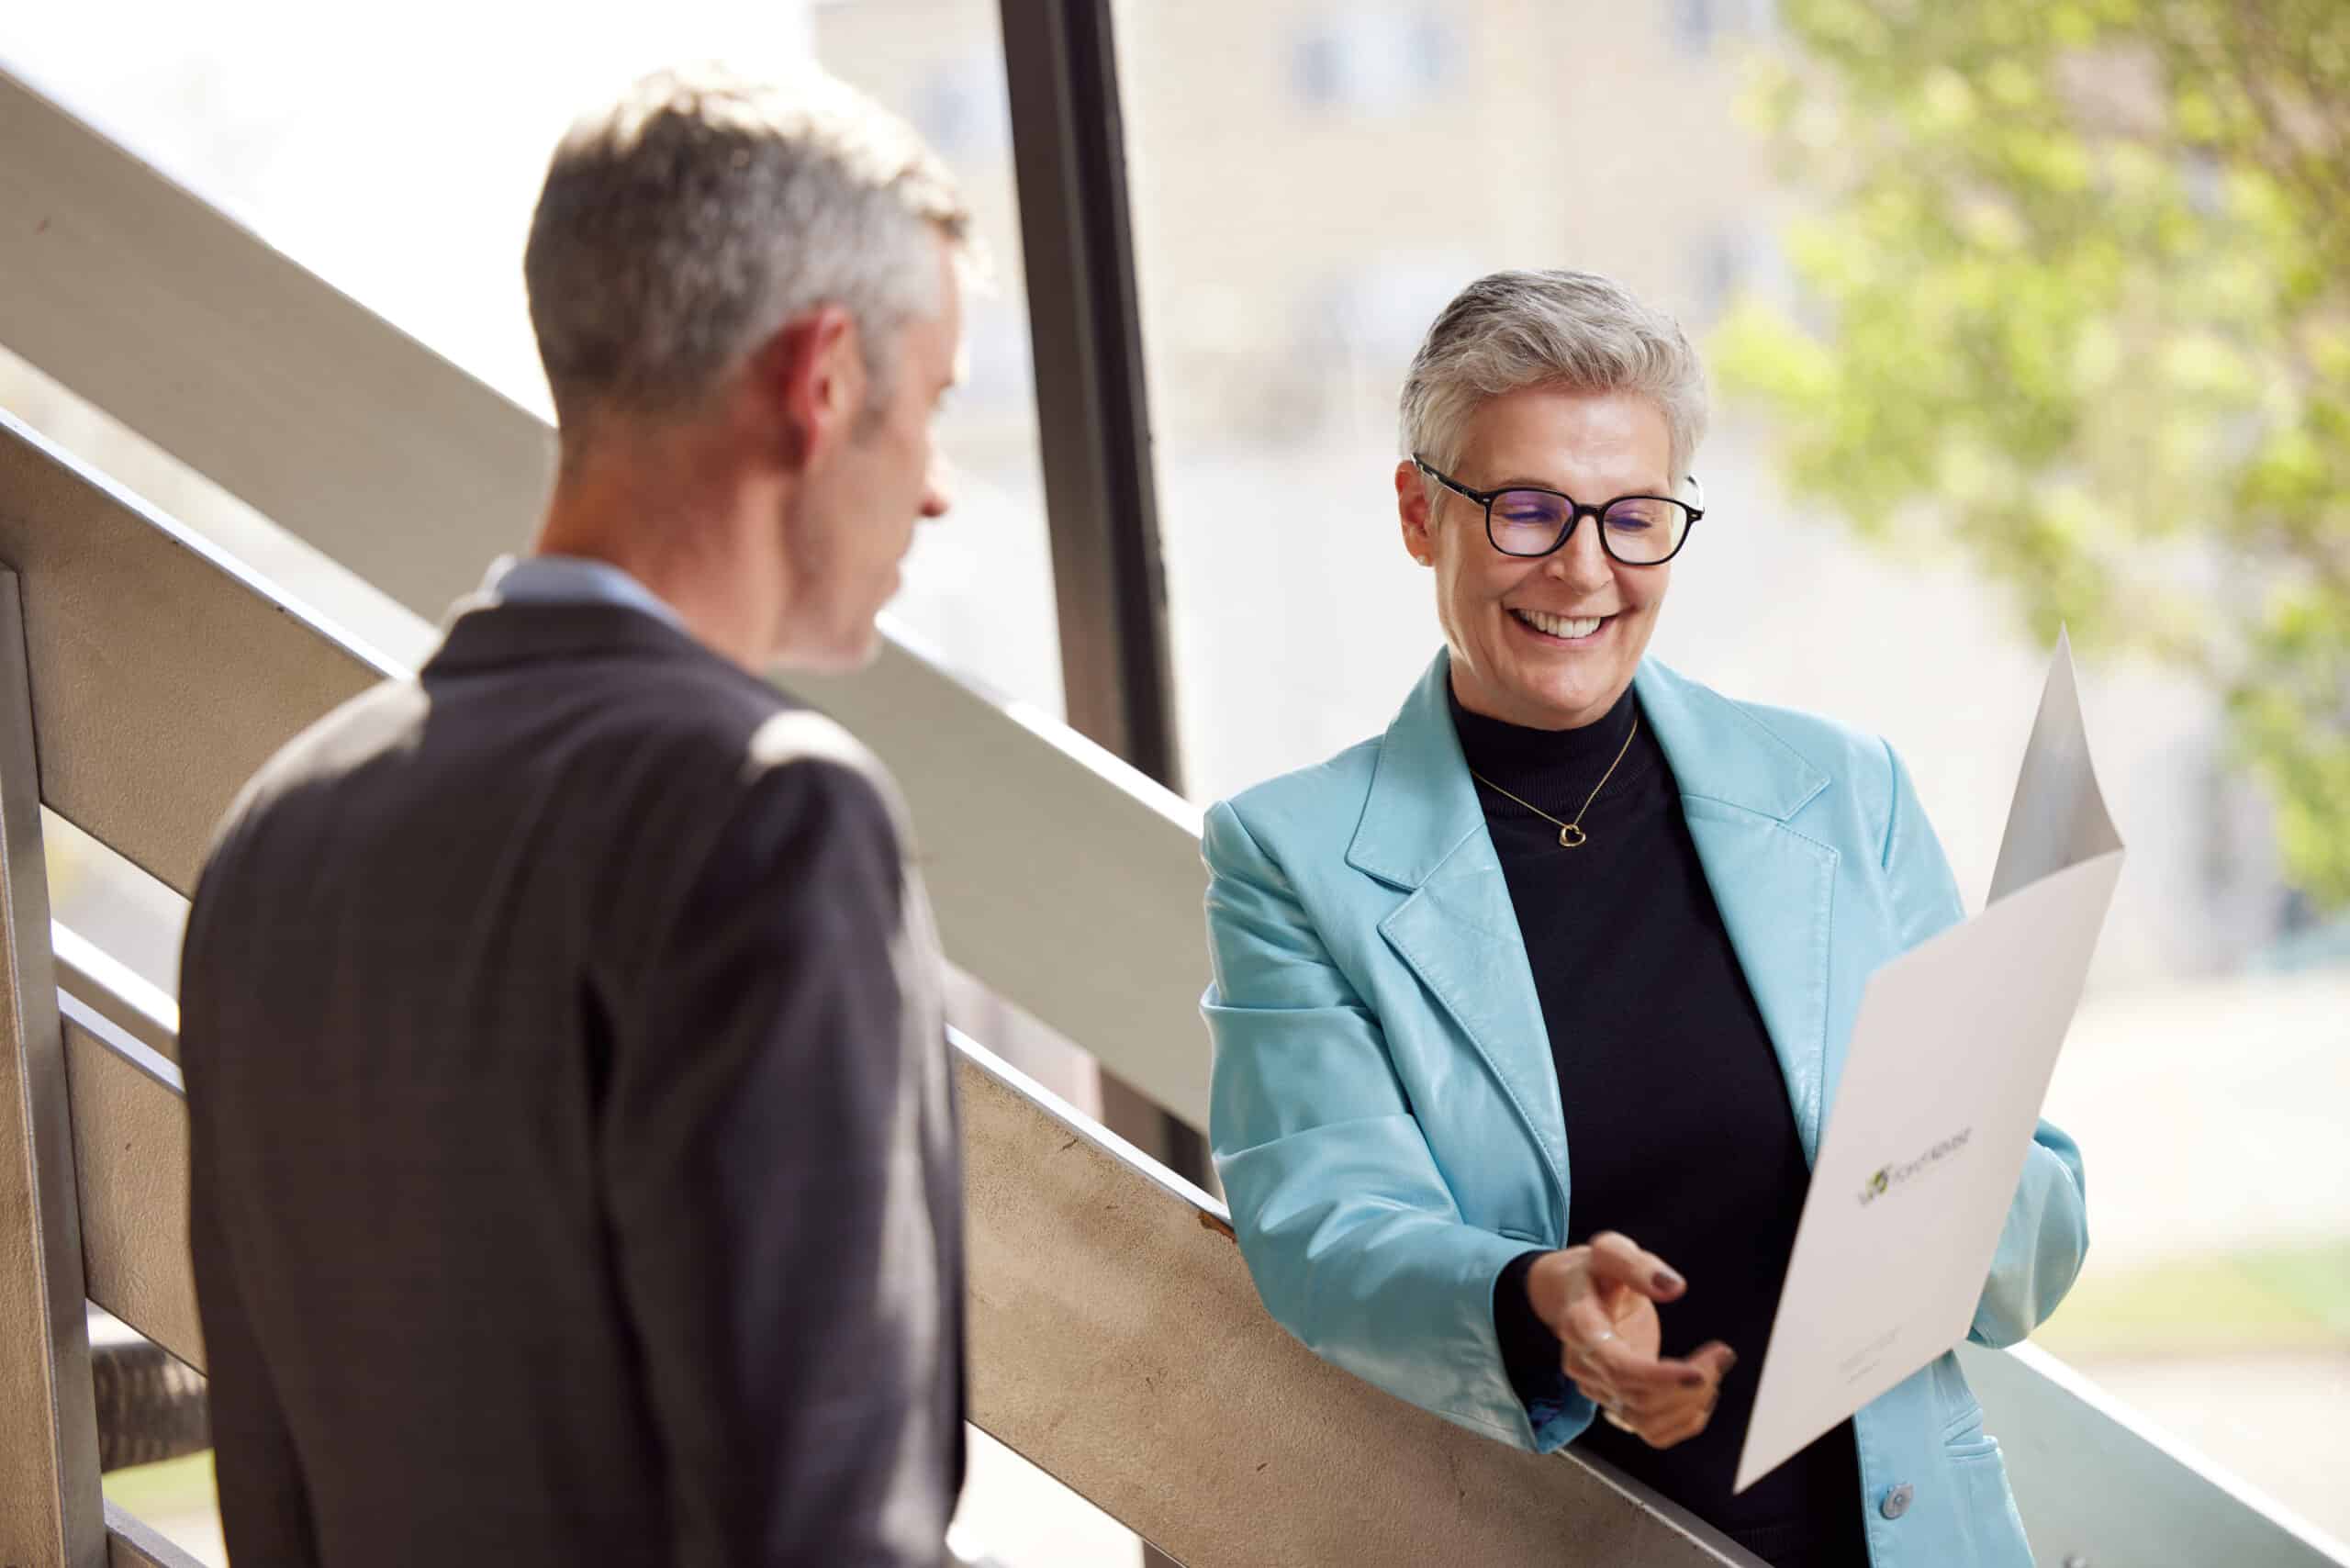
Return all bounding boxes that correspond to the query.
[3,64,2345,1568]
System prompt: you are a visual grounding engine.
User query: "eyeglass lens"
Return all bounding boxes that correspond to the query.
[1487,490,1691,562]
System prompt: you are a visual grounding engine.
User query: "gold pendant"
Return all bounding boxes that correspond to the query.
[1559,824,1587,848]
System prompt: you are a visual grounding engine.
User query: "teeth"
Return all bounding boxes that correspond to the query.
[1516,609,1606,640]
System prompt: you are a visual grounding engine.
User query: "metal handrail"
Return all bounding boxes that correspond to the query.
[52,924,179,1063]
[103,1500,209,1568]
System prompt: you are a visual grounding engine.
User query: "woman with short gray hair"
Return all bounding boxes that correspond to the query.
[1203,269,2085,1566]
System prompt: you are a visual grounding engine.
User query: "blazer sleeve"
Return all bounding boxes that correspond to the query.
[1202,798,1583,1452]
[600,758,947,1566]
[1879,741,2090,1347]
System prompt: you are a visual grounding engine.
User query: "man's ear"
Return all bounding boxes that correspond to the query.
[752,305,864,470]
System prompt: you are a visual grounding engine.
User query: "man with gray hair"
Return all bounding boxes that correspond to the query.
[182,65,973,1567]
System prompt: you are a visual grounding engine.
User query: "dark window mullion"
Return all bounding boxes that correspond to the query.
[998,0,1182,795]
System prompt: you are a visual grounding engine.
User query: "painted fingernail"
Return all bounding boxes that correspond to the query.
[1653,1268,1684,1292]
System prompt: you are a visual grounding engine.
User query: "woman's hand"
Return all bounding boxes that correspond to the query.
[1523,1231,1737,1450]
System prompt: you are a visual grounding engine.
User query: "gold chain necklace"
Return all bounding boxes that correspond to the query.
[1470,713,1640,849]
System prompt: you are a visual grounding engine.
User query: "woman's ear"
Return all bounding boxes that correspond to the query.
[1395,459,1435,567]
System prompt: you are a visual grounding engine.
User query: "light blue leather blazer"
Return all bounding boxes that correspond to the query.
[1202,652,2087,1568]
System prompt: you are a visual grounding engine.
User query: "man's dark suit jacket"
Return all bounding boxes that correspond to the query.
[180,598,966,1567]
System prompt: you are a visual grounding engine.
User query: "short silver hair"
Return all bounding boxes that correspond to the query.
[524,64,972,436]
[1398,269,1709,495]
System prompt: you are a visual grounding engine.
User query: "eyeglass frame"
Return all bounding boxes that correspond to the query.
[1411,456,1705,566]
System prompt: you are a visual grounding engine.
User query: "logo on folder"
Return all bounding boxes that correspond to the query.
[1857,1126,1974,1206]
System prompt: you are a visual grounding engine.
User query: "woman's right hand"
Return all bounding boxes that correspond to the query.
[1523,1231,1738,1450]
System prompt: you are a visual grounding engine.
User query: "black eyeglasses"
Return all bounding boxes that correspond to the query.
[1413,456,1703,566]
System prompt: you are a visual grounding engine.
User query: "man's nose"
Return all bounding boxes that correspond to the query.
[921,453,957,521]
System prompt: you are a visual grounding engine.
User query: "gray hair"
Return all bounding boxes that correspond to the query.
[524,64,972,436]
[1398,269,1709,496]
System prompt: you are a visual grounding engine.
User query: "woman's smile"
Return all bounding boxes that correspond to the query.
[1509,607,1617,645]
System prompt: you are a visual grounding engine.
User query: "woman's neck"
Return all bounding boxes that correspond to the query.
[1448,680,1650,815]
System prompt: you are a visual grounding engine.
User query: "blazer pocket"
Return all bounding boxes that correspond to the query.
[1942,1397,1999,1462]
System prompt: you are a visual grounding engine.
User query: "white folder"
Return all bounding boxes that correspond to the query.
[1734,632,2125,1493]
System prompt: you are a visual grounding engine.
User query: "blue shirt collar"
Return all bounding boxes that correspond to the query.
[479,554,687,633]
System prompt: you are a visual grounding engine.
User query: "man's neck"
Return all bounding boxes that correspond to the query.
[532,431,789,674]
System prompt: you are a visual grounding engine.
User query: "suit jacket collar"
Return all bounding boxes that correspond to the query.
[424,597,733,679]
[1348,651,1830,890]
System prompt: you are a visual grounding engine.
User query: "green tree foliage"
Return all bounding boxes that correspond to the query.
[1716,0,2349,907]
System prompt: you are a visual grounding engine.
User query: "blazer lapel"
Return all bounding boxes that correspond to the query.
[1349,656,1570,1208]
[1634,663,1840,1162]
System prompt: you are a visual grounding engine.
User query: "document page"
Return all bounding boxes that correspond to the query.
[1734,633,2124,1493]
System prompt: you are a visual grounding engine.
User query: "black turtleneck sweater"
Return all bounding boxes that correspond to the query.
[1453,682,1867,1568]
